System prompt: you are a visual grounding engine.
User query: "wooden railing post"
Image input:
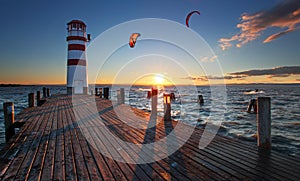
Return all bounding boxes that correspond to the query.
[247,99,257,113]
[3,102,15,142]
[37,91,41,106]
[95,88,98,96]
[46,88,50,97]
[104,87,109,99]
[43,87,47,98]
[151,88,158,116]
[198,95,204,105]
[257,97,271,150]
[28,93,34,107]
[163,93,171,120]
[120,88,125,104]
[99,88,103,98]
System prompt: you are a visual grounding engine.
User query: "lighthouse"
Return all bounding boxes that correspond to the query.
[66,20,89,95]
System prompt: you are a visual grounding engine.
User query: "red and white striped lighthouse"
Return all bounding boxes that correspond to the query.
[66,20,89,95]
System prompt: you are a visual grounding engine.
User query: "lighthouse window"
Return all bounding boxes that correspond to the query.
[72,24,76,30]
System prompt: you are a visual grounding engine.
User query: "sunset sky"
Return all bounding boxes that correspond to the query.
[0,0,299,85]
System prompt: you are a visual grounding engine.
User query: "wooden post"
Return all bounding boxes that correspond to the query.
[151,88,158,116]
[90,90,93,96]
[104,87,109,99]
[198,95,204,105]
[147,91,151,99]
[3,102,15,142]
[257,97,271,149]
[43,87,47,97]
[253,100,258,113]
[37,91,41,106]
[247,99,257,113]
[120,88,125,104]
[95,88,98,96]
[247,99,254,113]
[28,93,34,107]
[99,88,103,98]
[46,88,50,97]
[170,92,176,101]
[83,87,88,95]
[163,93,171,120]
[117,90,121,104]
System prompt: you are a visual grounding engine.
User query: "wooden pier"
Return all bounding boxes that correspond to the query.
[1,95,300,180]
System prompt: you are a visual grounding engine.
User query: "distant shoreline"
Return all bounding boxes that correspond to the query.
[0,83,300,87]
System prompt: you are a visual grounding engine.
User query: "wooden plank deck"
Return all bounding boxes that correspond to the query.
[1,94,300,180]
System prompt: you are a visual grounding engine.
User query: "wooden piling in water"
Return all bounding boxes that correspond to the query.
[104,87,109,99]
[170,92,176,101]
[95,88,98,96]
[117,88,125,104]
[163,93,171,120]
[147,91,151,99]
[151,88,158,116]
[3,102,15,143]
[247,99,257,113]
[117,90,121,104]
[257,97,271,150]
[198,95,204,105]
[28,93,34,107]
[37,91,41,106]
[46,88,50,97]
[99,88,103,98]
[43,87,47,98]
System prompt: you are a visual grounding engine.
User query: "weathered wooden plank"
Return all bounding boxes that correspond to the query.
[68,104,93,180]
[53,98,66,181]
[70,97,105,181]
[26,100,56,180]
[0,108,39,180]
[66,104,115,181]
[2,105,49,180]
[40,99,59,180]
[62,97,78,181]
[73,98,132,181]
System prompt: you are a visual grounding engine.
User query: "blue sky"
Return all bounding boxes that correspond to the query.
[0,0,299,84]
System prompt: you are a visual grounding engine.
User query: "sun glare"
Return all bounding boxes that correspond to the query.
[154,74,164,85]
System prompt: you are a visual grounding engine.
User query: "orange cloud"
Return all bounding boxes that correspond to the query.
[219,0,300,50]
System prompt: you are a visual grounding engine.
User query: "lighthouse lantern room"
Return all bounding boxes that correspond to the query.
[66,20,89,95]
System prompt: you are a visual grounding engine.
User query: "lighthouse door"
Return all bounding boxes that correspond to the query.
[74,80,83,94]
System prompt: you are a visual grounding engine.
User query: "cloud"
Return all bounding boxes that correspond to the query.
[296,79,300,81]
[219,0,300,50]
[183,75,246,81]
[267,74,290,78]
[200,55,218,62]
[229,66,300,76]
[183,76,208,81]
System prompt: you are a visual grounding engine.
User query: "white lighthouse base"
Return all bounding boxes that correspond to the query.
[67,87,88,95]
[67,65,88,95]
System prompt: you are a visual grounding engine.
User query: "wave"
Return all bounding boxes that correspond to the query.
[243,90,265,95]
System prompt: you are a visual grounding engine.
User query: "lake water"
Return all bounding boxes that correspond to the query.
[0,84,299,156]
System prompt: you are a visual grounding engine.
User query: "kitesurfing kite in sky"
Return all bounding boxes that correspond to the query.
[129,33,141,48]
[186,10,200,28]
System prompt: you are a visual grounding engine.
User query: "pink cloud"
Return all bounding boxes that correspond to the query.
[219,0,300,50]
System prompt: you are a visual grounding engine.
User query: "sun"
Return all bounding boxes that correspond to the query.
[154,74,164,85]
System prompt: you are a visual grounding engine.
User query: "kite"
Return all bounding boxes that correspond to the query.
[129,33,141,48]
[186,10,200,28]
